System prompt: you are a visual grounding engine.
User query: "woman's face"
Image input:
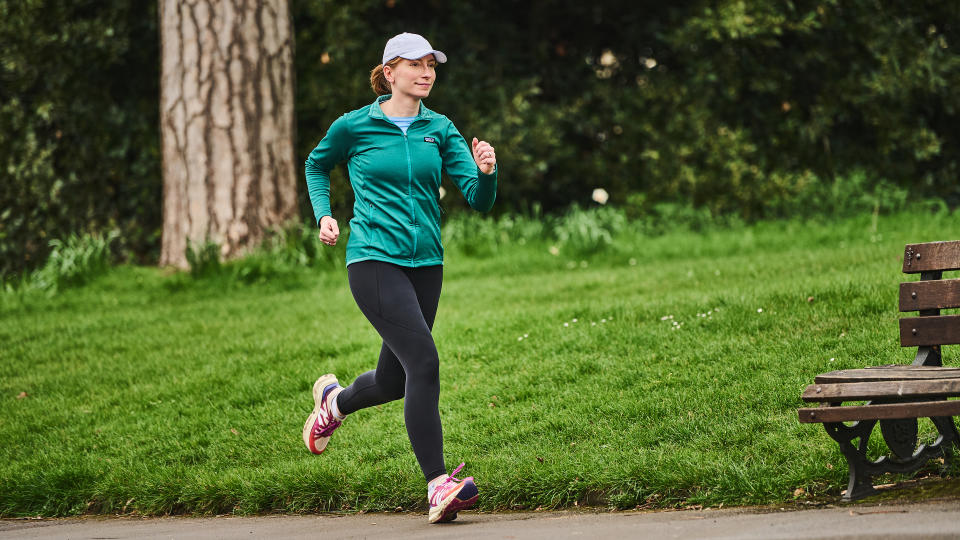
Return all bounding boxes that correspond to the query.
[385,54,437,99]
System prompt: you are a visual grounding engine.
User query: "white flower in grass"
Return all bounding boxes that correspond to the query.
[564,322,569,327]
[591,322,597,326]
[757,308,763,313]
[591,188,609,205]
[572,318,578,323]
[549,246,560,256]
[524,333,529,338]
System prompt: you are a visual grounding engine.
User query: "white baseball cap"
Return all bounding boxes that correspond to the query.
[382,32,447,65]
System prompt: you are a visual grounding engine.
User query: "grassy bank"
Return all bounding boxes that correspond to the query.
[1,210,959,516]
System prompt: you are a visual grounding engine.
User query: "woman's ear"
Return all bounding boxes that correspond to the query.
[383,65,395,85]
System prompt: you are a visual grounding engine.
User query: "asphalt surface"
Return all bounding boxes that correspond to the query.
[3,499,960,540]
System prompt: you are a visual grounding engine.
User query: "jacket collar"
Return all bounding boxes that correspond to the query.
[369,94,435,121]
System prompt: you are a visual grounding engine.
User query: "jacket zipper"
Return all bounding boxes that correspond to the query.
[378,111,423,265]
[403,131,417,265]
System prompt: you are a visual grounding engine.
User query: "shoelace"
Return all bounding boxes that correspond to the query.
[312,409,341,438]
[430,462,466,505]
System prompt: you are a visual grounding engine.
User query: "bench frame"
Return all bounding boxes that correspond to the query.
[798,241,960,500]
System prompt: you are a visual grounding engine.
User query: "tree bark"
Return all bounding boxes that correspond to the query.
[159,0,297,268]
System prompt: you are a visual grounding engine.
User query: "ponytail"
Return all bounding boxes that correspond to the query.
[370,57,403,96]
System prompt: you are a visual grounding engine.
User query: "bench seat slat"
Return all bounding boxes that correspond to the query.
[899,279,960,311]
[798,399,960,423]
[902,240,960,273]
[814,366,960,383]
[802,378,960,402]
[899,315,960,347]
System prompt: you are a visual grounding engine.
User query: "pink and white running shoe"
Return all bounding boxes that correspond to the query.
[302,374,343,455]
[428,463,479,524]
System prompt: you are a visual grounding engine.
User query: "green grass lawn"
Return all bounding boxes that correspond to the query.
[2,210,959,516]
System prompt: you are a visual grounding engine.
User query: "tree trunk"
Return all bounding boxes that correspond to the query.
[159,0,297,268]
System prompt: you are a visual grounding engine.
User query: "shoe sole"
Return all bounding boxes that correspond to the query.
[429,479,478,524]
[302,374,338,454]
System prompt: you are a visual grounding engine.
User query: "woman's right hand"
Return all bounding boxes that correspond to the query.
[319,216,339,246]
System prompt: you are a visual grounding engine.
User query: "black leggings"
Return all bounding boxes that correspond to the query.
[336,260,446,482]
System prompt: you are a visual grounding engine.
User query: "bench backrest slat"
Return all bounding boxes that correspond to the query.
[899,315,960,347]
[815,366,960,383]
[902,241,960,274]
[899,279,960,311]
[803,378,960,401]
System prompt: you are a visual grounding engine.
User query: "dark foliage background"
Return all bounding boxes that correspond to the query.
[3,0,959,276]
[1,0,160,277]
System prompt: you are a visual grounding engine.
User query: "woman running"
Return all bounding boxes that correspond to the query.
[301,32,498,524]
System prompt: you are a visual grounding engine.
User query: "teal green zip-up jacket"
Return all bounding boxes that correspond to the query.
[305,95,497,267]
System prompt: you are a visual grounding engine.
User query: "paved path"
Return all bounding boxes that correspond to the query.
[3,499,959,539]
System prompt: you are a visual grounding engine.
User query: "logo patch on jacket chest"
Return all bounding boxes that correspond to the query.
[423,137,436,143]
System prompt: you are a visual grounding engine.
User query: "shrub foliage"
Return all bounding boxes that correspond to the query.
[1,0,159,277]
[3,0,958,276]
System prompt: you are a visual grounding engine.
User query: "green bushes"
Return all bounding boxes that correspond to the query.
[2,230,119,294]
[297,0,960,222]
[1,172,950,299]
[184,240,223,279]
[553,206,628,256]
[0,0,160,277]
[176,222,346,285]
[4,0,959,278]
[441,210,546,258]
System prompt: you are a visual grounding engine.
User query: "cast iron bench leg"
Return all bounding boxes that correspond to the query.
[824,419,879,501]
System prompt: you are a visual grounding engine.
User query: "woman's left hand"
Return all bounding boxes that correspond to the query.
[472,137,497,175]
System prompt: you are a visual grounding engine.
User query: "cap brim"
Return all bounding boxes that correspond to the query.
[397,49,447,63]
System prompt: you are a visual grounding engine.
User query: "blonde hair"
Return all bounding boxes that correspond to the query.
[370,57,404,96]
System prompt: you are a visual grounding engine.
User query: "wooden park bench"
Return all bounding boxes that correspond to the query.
[798,240,960,500]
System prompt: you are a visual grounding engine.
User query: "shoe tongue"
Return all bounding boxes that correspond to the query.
[428,475,450,501]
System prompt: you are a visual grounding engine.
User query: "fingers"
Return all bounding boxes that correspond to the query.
[472,139,493,159]
[319,216,339,246]
[472,138,496,173]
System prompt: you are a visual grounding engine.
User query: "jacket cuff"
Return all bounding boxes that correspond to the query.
[478,165,497,180]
